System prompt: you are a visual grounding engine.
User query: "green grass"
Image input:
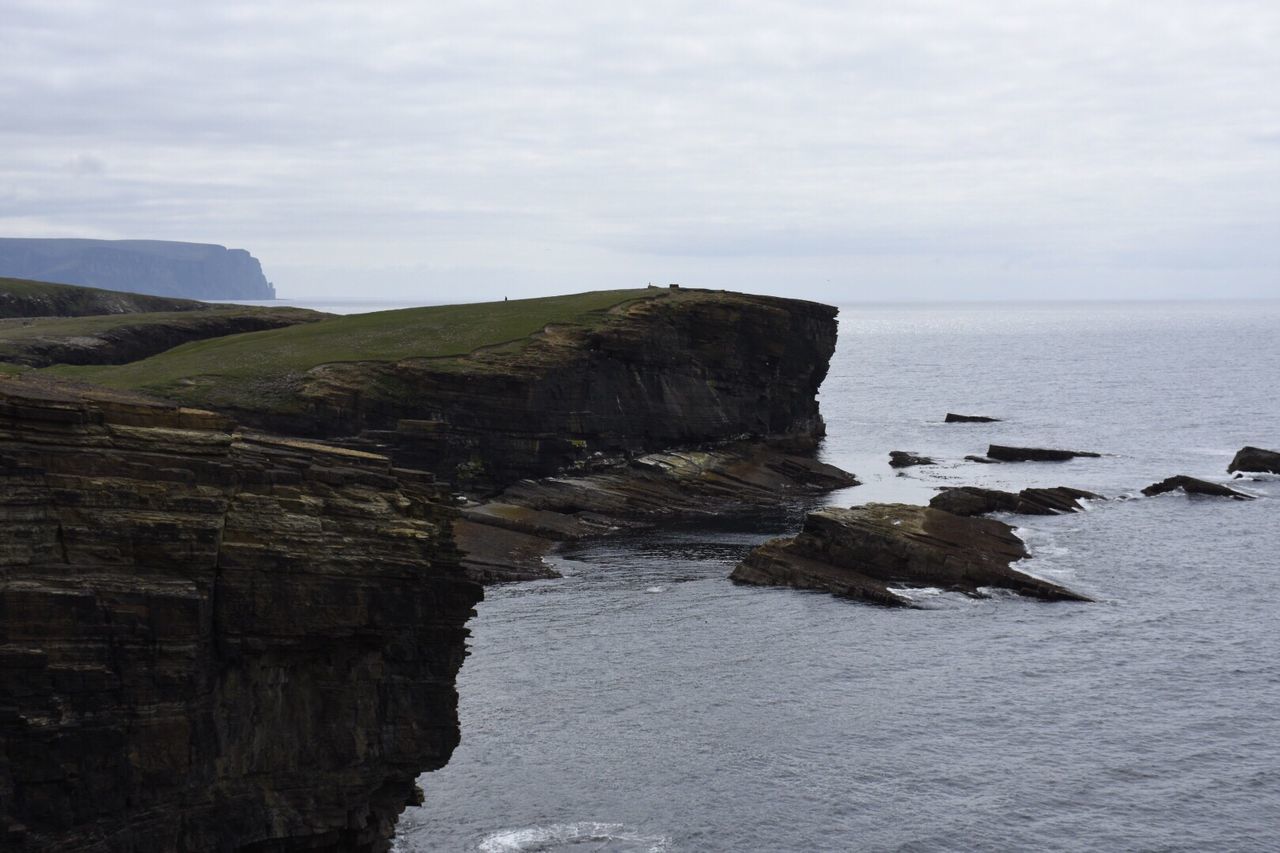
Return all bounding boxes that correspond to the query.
[47,288,658,406]
[0,275,205,315]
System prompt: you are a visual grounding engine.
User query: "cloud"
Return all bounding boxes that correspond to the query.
[1,0,1278,299]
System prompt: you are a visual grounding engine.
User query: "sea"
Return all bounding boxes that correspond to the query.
[283,298,1280,852]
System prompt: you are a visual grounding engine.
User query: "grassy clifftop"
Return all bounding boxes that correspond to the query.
[0,276,208,317]
[48,288,657,407]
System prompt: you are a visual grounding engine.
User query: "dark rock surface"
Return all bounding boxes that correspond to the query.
[456,443,858,582]
[268,290,840,491]
[0,380,480,852]
[730,503,1090,606]
[945,412,1000,423]
[0,239,276,300]
[930,485,1101,516]
[888,450,935,468]
[1141,475,1255,500]
[965,454,999,464]
[1227,446,1280,475]
[986,444,1102,462]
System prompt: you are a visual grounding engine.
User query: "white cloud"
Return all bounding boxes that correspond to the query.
[1,0,1277,299]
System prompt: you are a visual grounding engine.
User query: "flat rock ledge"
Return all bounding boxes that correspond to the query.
[455,442,859,583]
[1142,475,1254,500]
[730,503,1091,607]
[945,413,1000,423]
[930,485,1102,516]
[986,444,1102,462]
[1227,446,1280,475]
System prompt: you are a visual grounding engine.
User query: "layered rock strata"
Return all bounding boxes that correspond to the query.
[986,445,1101,462]
[930,485,1101,516]
[239,290,839,490]
[455,443,858,582]
[1227,446,1280,475]
[1141,475,1254,500]
[0,380,480,852]
[730,503,1090,607]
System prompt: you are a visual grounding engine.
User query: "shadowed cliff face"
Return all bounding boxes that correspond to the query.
[0,381,481,853]
[0,240,276,300]
[260,290,839,489]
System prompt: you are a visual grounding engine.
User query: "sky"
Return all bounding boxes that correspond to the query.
[2,0,1278,301]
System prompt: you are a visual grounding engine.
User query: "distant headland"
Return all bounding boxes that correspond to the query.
[0,238,276,300]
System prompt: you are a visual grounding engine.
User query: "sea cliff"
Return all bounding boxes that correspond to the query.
[1,286,847,850]
[0,240,276,300]
[0,380,480,852]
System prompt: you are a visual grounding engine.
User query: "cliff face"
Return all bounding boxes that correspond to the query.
[0,381,480,852]
[0,240,276,300]
[266,290,839,489]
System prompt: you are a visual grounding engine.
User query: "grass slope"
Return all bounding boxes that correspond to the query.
[0,276,206,317]
[49,288,657,405]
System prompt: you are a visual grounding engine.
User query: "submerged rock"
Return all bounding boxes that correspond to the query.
[965,454,999,464]
[1141,475,1254,500]
[730,503,1091,606]
[1227,446,1280,475]
[945,412,1000,423]
[930,485,1101,516]
[986,444,1102,462]
[888,450,936,468]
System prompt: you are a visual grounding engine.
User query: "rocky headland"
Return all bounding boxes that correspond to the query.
[0,240,276,300]
[2,286,856,849]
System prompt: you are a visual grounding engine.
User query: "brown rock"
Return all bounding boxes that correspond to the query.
[888,450,935,468]
[945,413,1000,423]
[731,503,1091,606]
[1141,475,1254,500]
[1227,446,1280,475]
[930,486,1102,516]
[986,445,1102,462]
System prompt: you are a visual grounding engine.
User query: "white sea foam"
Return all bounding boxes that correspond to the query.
[477,822,671,852]
[645,586,666,593]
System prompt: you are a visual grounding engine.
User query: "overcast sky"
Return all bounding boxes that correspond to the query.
[2,0,1277,301]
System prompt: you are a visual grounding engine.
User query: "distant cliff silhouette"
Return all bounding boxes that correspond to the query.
[0,239,276,299]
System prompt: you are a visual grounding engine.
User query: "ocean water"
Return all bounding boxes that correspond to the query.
[390,300,1280,852]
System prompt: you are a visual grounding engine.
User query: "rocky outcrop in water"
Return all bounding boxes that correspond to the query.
[0,240,276,300]
[455,443,858,582]
[945,413,1000,423]
[730,503,1091,607]
[986,445,1101,462]
[930,485,1101,516]
[1227,446,1280,475]
[888,450,935,468]
[1141,475,1254,500]
[0,379,480,852]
